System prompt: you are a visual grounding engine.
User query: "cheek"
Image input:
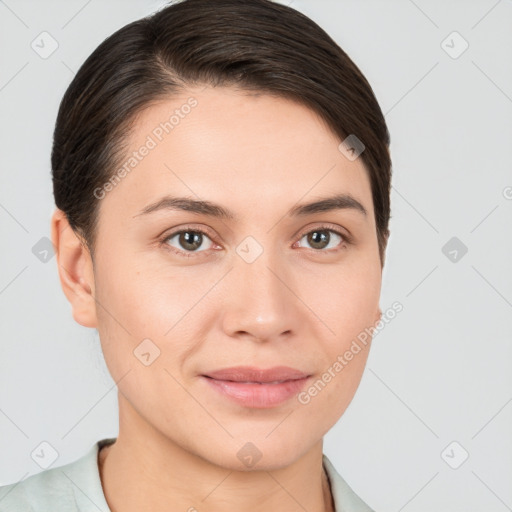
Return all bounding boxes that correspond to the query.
[299,275,376,422]
[92,254,217,363]
[298,256,380,406]
[304,254,381,340]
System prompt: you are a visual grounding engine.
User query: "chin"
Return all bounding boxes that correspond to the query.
[202,434,316,473]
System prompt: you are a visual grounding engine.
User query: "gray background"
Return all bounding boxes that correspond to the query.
[1,0,511,510]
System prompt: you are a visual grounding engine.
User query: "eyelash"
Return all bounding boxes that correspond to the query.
[160,224,351,259]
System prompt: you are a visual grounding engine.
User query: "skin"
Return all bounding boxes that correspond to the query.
[51,85,385,512]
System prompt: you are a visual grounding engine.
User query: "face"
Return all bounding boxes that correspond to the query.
[68,86,383,470]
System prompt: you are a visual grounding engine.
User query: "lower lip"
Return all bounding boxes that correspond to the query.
[201,376,310,408]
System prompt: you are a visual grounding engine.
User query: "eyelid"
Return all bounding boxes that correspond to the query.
[161,223,216,242]
[295,222,352,245]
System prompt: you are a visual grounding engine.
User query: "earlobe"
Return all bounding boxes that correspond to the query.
[50,209,98,328]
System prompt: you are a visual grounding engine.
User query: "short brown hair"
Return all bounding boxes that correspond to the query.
[51,0,392,264]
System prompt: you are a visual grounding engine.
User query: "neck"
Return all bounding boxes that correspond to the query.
[98,396,335,512]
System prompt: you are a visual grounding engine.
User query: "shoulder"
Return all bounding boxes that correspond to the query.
[0,438,116,512]
[322,454,376,512]
[0,463,77,512]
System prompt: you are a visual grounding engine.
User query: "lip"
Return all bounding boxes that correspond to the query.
[203,365,310,383]
[201,366,312,408]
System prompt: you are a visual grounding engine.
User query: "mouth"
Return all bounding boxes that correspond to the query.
[200,366,312,408]
[202,365,311,383]
[203,376,301,384]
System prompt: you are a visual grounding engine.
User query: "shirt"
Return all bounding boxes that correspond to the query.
[0,438,374,511]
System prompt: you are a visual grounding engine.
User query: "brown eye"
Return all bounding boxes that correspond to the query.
[297,227,346,252]
[306,230,330,250]
[164,230,214,254]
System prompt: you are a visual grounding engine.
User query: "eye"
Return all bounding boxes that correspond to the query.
[295,225,349,252]
[162,228,216,257]
[160,223,350,259]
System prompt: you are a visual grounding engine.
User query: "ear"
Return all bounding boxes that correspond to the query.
[374,307,382,326]
[380,228,390,269]
[51,208,97,328]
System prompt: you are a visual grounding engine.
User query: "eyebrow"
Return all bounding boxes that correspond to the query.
[133,193,367,220]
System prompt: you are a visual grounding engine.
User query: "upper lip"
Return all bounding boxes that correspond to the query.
[202,366,311,383]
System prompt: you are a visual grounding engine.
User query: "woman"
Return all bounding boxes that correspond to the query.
[0,0,391,510]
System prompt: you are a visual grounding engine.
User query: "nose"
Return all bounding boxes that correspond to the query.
[220,245,302,343]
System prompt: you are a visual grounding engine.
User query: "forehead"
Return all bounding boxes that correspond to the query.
[101,86,374,224]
